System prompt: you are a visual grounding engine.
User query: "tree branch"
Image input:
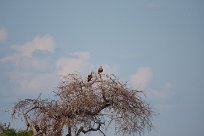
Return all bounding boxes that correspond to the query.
[76,121,106,136]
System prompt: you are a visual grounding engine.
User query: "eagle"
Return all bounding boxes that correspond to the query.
[34,124,40,132]
[87,72,93,82]
[98,65,103,79]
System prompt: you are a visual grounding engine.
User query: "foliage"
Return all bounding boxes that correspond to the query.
[0,122,14,136]
[0,122,32,136]
[12,73,154,136]
[17,130,33,136]
[0,129,16,136]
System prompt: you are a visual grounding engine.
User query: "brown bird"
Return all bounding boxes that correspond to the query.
[87,72,93,82]
[34,125,40,132]
[98,65,103,79]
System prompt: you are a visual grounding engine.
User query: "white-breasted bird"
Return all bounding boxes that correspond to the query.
[98,65,103,79]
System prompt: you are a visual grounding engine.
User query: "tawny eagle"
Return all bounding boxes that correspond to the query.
[98,65,103,79]
[87,72,93,82]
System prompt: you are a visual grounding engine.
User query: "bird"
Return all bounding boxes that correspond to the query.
[98,65,103,79]
[34,124,40,132]
[26,123,30,131]
[87,72,93,82]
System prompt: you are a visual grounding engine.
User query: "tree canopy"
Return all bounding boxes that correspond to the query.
[12,72,154,136]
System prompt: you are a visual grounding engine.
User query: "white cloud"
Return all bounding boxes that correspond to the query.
[130,67,152,90]
[130,67,174,99]
[0,35,55,71]
[1,35,54,62]
[56,51,92,75]
[0,28,7,41]
[147,81,174,99]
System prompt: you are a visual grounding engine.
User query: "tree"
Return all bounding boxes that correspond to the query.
[0,122,32,136]
[12,72,154,136]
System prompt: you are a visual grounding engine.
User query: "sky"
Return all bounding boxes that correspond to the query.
[0,0,204,136]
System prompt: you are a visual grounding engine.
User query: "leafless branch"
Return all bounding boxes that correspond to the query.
[12,73,154,136]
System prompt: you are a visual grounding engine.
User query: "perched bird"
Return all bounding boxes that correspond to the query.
[35,125,40,132]
[26,123,30,131]
[87,72,93,82]
[98,65,103,79]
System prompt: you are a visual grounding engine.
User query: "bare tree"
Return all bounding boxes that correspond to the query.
[12,72,154,136]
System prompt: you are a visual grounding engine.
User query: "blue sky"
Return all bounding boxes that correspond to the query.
[0,0,204,136]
